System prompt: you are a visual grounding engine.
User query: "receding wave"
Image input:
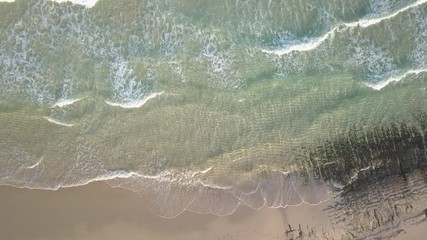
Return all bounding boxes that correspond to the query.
[104,169,332,217]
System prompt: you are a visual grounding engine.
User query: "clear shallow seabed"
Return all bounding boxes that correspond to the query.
[0,0,427,238]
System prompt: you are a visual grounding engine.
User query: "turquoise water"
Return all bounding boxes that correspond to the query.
[0,0,427,219]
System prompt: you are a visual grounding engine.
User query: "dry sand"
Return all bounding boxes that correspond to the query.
[0,182,335,240]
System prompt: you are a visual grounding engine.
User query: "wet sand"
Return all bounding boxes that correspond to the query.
[1,182,425,240]
[395,222,427,240]
[0,182,334,240]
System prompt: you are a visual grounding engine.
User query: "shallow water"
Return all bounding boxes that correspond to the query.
[0,0,427,237]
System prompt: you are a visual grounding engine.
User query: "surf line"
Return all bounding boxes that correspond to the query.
[105,91,165,109]
[51,97,86,108]
[364,68,427,90]
[43,117,75,127]
[262,0,427,56]
[346,0,427,28]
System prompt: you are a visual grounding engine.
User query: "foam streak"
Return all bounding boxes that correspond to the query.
[52,97,86,108]
[43,117,74,127]
[105,91,164,109]
[27,159,42,169]
[0,0,99,8]
[261,31,333,56]
[364,68,427,90]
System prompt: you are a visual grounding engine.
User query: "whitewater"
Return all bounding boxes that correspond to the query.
[0,0,99,8]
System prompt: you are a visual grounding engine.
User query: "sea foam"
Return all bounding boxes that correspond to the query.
[262,0,427,56]
[261,31,333,56]
[346,0,427,28]
[27,159,43,169]
[365,68,427,90]
[43,116,75,127]
[105,91,164,109]
[0,0,99,8]
[105,169,332,217]
[52,97,86,108]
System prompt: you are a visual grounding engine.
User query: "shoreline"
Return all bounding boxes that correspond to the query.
[0,175,426,239]
[0,181,335,240]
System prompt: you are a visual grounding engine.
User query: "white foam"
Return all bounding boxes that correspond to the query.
[43,117,75,127]
[0,0,99,8]
[105,91,164,109]
[364,68,427,90]
[90,170,139,182]
[262,0,427,56]
[52,97,85,108]
[347,0,427,28]
[261,31,334,56]
[27,159,43,169]
[0,163,334,218]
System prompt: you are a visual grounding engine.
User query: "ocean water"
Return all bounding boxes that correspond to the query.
[0,0,427,235]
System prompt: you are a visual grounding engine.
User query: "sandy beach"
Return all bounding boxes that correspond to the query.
[0,182,337,240]
[0,180,426,239]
